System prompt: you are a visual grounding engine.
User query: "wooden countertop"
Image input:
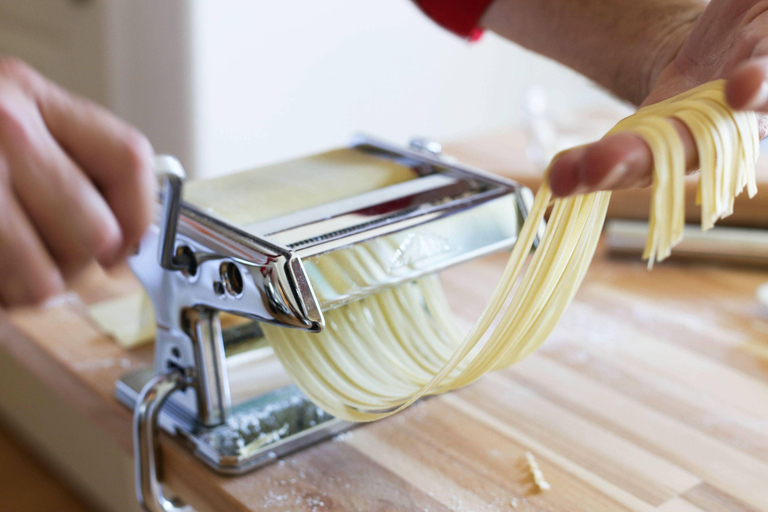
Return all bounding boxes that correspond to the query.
[0,419,96,512]
[1,132,768,512]
[2,250,768,512]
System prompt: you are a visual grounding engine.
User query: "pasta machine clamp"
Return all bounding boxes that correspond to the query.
[130,155,331,511]
[118,135,540,512]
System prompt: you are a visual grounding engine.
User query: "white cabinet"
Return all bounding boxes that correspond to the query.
[0,0,109,104]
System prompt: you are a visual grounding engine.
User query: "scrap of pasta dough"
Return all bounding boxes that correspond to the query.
[525,451,551,491]
[87,292,156,348]
[758,283,768,308]
[265,80,759,422]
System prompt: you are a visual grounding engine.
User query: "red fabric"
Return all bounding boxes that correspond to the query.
[414,0,495,41]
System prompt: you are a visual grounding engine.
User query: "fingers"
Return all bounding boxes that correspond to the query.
[0,80,124,277]
[550,119,698,197]
[0,58,157,307]
[0,175,65,306]
[7,130,123,276]
[548,146,586,197]
[725,56,768,111]
[33,76,156,265]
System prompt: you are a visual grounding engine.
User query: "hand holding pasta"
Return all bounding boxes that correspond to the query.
[546,0,768,197]
[267,81,758,422]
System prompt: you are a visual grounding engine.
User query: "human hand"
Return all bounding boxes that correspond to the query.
[0,58,156,307]
[550,0,768,196]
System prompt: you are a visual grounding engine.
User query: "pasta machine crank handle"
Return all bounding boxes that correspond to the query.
[155,156,195,273]
[132,157,198,512]
[134,369,194,512]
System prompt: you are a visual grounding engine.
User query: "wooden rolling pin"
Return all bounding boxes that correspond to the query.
[445,129,768,228]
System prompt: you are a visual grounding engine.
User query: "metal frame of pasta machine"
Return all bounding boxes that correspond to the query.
[115,135,541,512]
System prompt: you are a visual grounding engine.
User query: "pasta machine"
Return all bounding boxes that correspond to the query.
[115,135,540,512]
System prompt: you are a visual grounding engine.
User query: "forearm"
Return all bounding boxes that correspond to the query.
[480,0,706,105]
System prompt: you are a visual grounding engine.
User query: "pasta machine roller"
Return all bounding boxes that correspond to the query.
[116,135,540,512]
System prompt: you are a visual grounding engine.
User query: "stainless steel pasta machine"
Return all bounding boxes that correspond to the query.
[115,134,541,512]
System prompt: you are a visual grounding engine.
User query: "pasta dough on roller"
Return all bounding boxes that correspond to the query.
[264,80,759,422]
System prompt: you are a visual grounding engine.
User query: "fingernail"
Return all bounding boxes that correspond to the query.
[596,162,629,190]
[631,175,653,189]
[746,81,768,110]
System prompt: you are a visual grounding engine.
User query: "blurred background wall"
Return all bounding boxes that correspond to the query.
[0,0,624,178]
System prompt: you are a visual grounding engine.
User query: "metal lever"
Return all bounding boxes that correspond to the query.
[155,156,193,272]
[134,370,194,512]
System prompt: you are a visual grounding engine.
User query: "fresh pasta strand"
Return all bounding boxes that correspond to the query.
[264,80,759,422]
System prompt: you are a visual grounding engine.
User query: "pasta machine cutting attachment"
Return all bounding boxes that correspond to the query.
[115,135,540,512]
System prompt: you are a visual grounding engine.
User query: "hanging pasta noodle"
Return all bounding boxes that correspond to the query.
[264,80,759,422]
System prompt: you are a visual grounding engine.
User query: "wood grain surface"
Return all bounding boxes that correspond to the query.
[1,132,768,512]
[1,250,768,512]
[0,420,96,512]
